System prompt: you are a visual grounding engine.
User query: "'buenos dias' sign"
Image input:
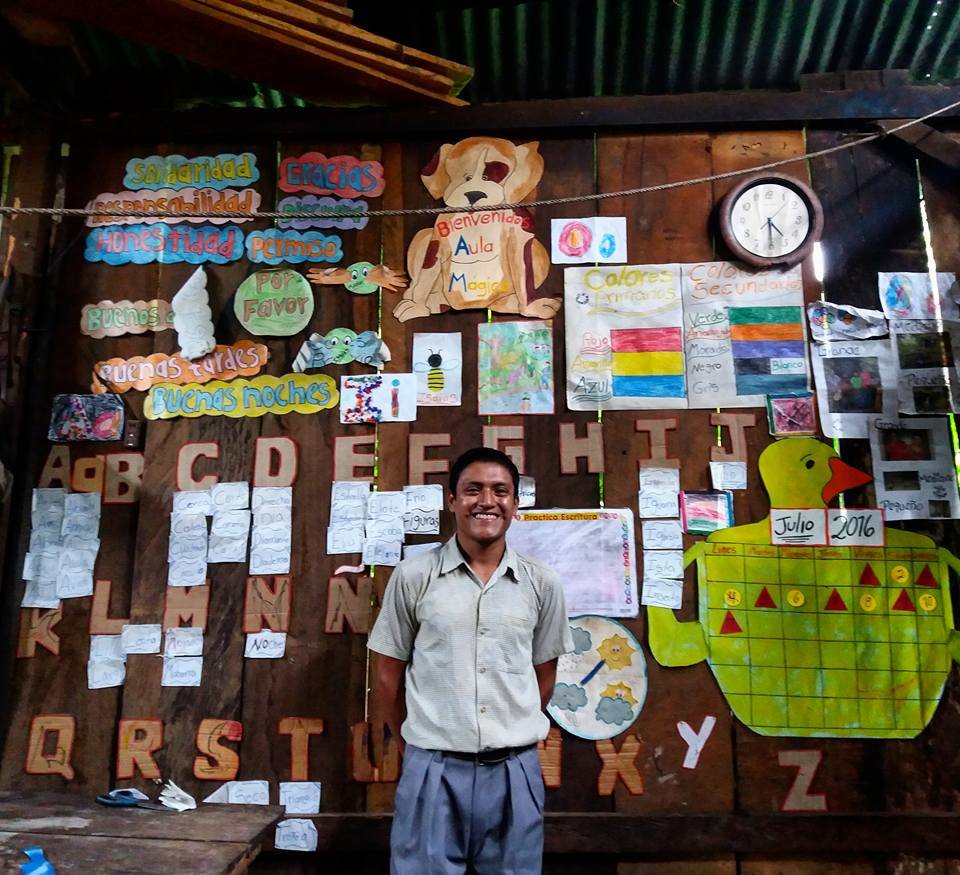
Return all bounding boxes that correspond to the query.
[85,224,245,265]
[85,188,261,226]
[235,270,314,336]
[81,299,174,337]
[144,373,338,419]
[245,229,342,265]
[123,153,259,190]
[92,341,269,394]
[278,152,385,198]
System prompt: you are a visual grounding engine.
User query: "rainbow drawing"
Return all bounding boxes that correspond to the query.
[728,306,807,396]
[610,327,685,398]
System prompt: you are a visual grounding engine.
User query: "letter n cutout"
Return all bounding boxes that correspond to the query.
[325,576,373,633]
[596,734,644,795]
[244,576,291,633]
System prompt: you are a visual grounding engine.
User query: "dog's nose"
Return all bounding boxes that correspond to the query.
[464,191,487,205]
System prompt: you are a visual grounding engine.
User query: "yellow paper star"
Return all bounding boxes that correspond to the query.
[596,634,635,670]
[600,681,637,705]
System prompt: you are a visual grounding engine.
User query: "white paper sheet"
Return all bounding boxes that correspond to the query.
[878,271,959,320]
[251,486,293,510]
[330,480,369,523]
[121,624,162,654]
[643,549,684,579]
[806,301,888,341]
[641,520,683,550]
[226,780,270,805]
[207,532,249,563]
[210,481,249,511]
[413,332,462,406]
[810,338,899,438]
[21,580,59,609]
[889,319,960,414]
[172,490,213,515]
[638,467,681,518]
[279,782,322,815]
[403,484,444,511]
[326,525,364,554]
[164,626,203,656]
[551,216,627,264]
[362,539,402,567]
[367,491,406,520]
[275,819,318,852]
[244,630,287,659]
[505,509,638,617]
[340,373,417,423]
[161,654,203,686]
[249,487,292,575]
[172,266,216,360]
[641,576,683,609]
[367,516,406,542]
[869,417,960,520]
[518,476,536,508]
[682,261,805,408]
[709,461,747,491]
[87,657,126,689]
[403,509,440,535]
[564,263,686,410]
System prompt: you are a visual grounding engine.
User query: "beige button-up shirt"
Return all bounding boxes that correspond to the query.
[368,538,574,752]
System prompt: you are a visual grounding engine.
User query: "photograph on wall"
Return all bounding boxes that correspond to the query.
[681,262,804,408]
[810,338,898,438]
[889,319,960,414]
[564,264,686,410]
[413,332,462,406]
[505,509,638,617]
[878,271,959,320]
[869,417,960,520]
[766,392,817,436]
[478,320,554,415]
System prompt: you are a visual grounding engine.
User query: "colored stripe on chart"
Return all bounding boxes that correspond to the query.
[735,374,808,395]
[612,350,684,376]
[730,322,804,342]
[727,306,803,325]
[611,326,683,353]
[731,339,806,359]
[612,374,686,397]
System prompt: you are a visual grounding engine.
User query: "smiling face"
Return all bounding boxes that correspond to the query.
[448,460,518,551]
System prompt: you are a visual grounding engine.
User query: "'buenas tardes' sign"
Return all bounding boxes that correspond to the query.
[123,153,259,190]
[144,373,338,419]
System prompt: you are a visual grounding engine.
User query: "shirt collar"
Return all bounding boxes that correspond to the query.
[439,537,519,582]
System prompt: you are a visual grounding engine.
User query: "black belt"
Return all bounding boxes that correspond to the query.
[439,744,535,765]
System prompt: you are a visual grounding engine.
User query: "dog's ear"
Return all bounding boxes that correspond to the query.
[505,141,545,202]
[420,143,454,201]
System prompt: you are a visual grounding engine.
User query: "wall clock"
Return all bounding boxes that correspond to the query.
[719,173,824,268]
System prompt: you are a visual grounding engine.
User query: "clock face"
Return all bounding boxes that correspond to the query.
[729,182,811,259]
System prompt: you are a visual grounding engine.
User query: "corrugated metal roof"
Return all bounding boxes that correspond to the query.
[353,0,960,103]
[3,1,959,111]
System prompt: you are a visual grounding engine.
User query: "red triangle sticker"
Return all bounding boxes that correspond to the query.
[892,589,916,612]
[859,564,879,587]
[754,586,777,609]
[824,589,848,611]
[720,611,743,634]
[916,565,938,588]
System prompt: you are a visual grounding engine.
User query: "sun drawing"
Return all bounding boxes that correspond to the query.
[596,633,635,670]
[599,682,638,705]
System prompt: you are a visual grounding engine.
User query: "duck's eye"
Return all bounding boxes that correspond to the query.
[805,459,815,469]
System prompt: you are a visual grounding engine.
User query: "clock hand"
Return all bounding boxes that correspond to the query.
[769,220,784,237]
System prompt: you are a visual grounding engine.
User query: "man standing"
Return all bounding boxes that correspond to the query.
[369,447,573,874]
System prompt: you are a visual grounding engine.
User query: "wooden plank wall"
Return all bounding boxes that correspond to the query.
[0,119,958,874]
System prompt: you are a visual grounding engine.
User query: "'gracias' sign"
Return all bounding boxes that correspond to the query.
[144,373,338,420]
[278,152,385,198]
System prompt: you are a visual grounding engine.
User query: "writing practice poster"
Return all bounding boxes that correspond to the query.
[889,319,960,414]
[681,262,805,407]
[564,265,686,410]
[505,509,638,617]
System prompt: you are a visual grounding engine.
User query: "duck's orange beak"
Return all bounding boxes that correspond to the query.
[822,456,873,504]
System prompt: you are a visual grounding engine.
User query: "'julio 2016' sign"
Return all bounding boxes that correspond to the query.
[278,152,385,198]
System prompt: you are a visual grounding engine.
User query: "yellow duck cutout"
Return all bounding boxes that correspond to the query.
[648,437,960,738]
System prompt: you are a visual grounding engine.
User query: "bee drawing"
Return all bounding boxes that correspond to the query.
[415,349,460,393]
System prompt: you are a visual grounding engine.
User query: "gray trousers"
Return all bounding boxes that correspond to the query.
[390,744,545,875]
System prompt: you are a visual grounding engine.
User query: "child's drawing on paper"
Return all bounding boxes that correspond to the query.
[478,321,554,415]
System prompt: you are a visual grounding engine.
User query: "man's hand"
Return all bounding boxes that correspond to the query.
[534,659,559,711]
[376,654,408,755]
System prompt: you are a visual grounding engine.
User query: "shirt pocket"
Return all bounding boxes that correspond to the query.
[489,612,535,674]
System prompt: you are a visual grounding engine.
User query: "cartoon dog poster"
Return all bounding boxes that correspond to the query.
[392,137,560,322]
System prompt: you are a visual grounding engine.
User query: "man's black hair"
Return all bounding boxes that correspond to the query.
[449,447,520,497]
